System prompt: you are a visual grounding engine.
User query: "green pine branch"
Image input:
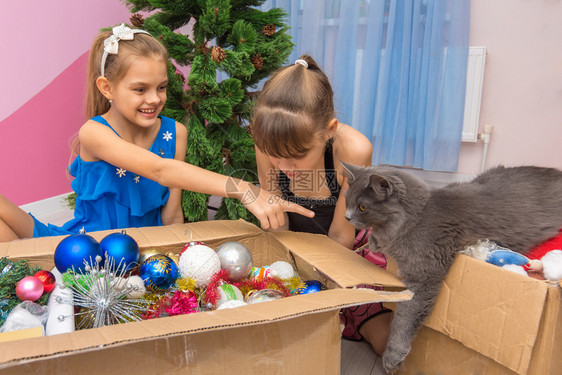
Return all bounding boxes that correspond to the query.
[122,0,293,226]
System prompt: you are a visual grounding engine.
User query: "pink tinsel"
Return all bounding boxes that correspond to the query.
[143,291,199,320]
[165,291,199,316]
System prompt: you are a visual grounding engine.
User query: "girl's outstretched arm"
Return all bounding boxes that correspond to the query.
[79,120,313,229]
[160,122,187,225]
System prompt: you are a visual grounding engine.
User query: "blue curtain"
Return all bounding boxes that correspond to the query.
[260,0,470,171]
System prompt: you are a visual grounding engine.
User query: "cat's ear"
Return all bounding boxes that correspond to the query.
[369,174,392,200]
[341,161,361,183]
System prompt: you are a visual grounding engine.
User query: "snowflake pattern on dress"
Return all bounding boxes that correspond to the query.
[163,131,173,141]
[116,168,126,177]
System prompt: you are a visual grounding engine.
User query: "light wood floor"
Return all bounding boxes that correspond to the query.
[340,339,386,375]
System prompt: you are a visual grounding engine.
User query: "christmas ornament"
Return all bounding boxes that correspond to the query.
[138,248,162,266]
[299,280,323,294]
[140,255,179,292]
[57,255,150,329]
[178,244,221,287]
[269,261,296,279]
[217,300,247,310]
[180,241,207,255]
[216,242,253,281]
[100,230,140,272]
[16,276,44,302]
[34,270,56,293]
[125,275,147,299]
[215,283,244,308]
[165,252,180,267]
[248,266,270,282]
[54,230,102,273]
[246,289,284,304]
[0,257,49,326]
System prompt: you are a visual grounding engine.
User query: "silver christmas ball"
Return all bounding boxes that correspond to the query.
[216,241,253,281]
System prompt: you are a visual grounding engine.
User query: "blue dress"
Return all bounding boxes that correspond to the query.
[32,115,177,237]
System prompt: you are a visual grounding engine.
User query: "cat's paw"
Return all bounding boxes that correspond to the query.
[382,344,410,373]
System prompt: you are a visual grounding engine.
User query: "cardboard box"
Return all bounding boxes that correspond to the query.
[0,220,411,374]
[390,255,562,375]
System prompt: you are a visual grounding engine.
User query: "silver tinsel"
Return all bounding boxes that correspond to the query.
[56,255,150,329]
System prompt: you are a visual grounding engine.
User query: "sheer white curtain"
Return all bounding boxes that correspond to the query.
[260,0,470,171]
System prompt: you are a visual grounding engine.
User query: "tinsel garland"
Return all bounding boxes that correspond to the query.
[203,269,298,307]
[175,277,197,293]
[143,290,198,319]
[0,257,49,326]
[233,277,292,298]
[202,269,229,307]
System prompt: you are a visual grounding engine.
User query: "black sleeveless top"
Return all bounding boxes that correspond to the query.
[278,141,341,235]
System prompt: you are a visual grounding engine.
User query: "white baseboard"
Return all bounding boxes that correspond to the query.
[20,193,75,226]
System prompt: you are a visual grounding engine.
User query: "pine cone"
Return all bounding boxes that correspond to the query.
[211,46,227,63]
[130,13,145,27]
[263,24,276,36]
[251,55,264,70]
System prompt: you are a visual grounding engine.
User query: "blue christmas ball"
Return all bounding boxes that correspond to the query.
[54,232,102,273]
[139,255,178,292]
[100,231,140,271]
[299,280,323,294]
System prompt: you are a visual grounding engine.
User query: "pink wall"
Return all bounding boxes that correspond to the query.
[458,0,562,175]
[0,1,132,205]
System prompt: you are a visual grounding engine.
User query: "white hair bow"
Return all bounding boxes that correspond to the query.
[100,24,150,77]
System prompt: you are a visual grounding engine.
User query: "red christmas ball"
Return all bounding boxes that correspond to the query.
[34,270,56,293]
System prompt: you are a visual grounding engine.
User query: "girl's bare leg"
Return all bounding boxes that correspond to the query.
[0,194,35,242]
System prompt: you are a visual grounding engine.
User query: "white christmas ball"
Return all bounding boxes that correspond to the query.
[269,261,296,279]
[216,300,248,310]
[215,283,244,308]
[126,275,147,299]
[178,244,221,287]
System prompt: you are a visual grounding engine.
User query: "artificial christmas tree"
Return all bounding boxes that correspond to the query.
[123,0,293,224]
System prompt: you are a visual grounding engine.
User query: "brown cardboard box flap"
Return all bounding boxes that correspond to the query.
[271,231,405,289]
[424,254,549,375]
[0,288,411,367]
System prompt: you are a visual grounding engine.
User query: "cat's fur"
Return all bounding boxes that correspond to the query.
[342,164,562,373]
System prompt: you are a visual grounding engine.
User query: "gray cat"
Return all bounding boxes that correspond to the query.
[342,163,562,373]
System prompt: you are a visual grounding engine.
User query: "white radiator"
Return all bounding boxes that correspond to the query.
[462,47,487,142]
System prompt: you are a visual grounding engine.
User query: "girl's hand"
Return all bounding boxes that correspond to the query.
[236,183,314,230]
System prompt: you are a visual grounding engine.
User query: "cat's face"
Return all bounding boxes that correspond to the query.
[342,162,398,230]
